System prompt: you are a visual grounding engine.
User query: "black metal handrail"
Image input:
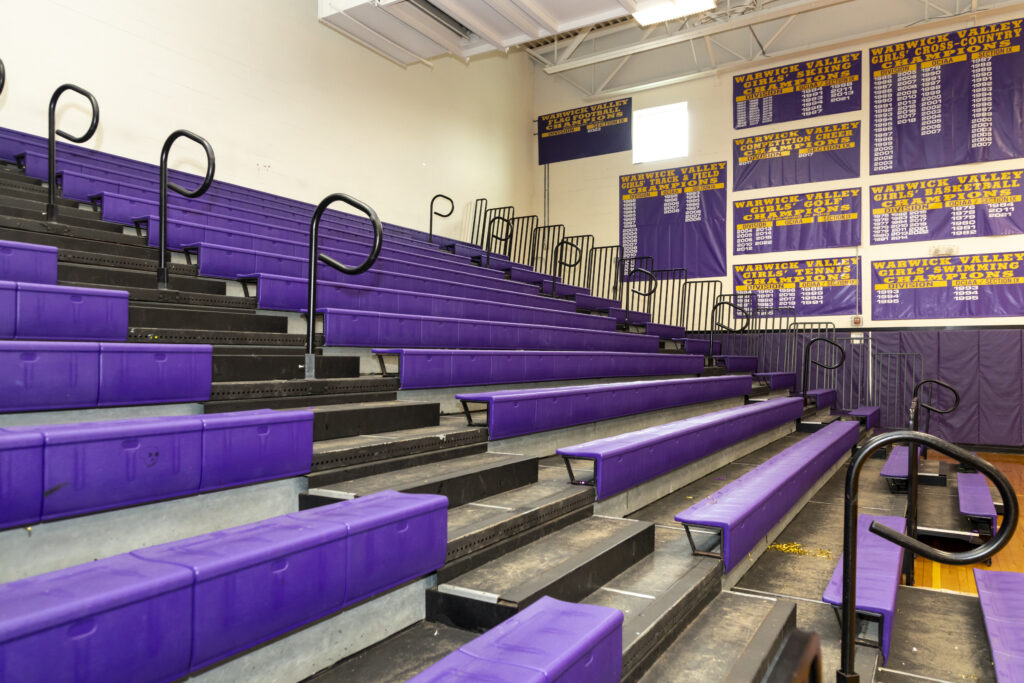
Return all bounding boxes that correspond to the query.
[903,378,961,585]
[484,216,512,268]
[157,130,215,288]
[623,266,656,325]
[707,300,750,361]
[838,431,1018,682]
[47,83,99,222]
[306,193,383,378]
[428,193,453,243]
[549,238,583,297]
[0,57,6,97]
[801,337,845,402]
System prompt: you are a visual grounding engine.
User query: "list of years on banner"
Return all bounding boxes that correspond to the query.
[734,257,859,313]
[620,162,726,261]
[871,170,1024,243]
[871,19,1024,173]
[539,99,630,138]
[873,253,1024,311]
[734,51,861,129]
[735,122,859,165]
[734,189,860,254]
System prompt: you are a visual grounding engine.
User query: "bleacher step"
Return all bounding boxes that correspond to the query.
[0,218,156,260]
[59,261,225,295]
[129,326,306,346]
[307,451,537,509]
[72,281,253,309]
[58,246,198,277]
[427,515,655,631]
[0,195,123,233]
[208,376,399,401]
[212,352,358,381]
[131,303,289,334]
[639,591,796,682]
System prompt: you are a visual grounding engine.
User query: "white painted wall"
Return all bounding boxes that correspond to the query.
[0,0,535,239]
[531,6,1024,328]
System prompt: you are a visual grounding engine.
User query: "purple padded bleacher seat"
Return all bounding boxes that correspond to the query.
[880,445,911,481]
[0,281,14,338]
[957,472,997,533]
[200,410,313,491]
[459,375,752,440]
[677,338,721,355]
[973,569,1024,683]
[0,430,44,529]
[822,514,906,661]
[559,397,805,500]
[714,355,758,372]
[0,553,194,683]
[15,283,128,341]
[98,343,212,406]
[676,420,860,571]
[410,596,623,683]
[0,341,100,412]
[377,349,705,389]
[754,372,796,391]
[0,240,57,284]
[845,406,880,429]
[803,388,836,410]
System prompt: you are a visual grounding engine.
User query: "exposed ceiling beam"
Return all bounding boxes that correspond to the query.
[915,0,956,16]
[544,0,855,74]
[429,0,509,49]
[617,0,640,12]
[557,25,593,63]
[382,2,468,57]
[598,25,656,91]
[704,35,716,66]
[483,0,545,38]
[522,47,595,97]
[319,15,409,68]
[344,11,435,67]
[762,15,795,52]
[510,0,561,33]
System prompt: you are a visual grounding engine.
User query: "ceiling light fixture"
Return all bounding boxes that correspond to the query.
[632,0,716,26]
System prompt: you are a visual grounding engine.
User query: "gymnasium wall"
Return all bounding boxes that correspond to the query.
[0,0,535,238]
[531,6,1024,330]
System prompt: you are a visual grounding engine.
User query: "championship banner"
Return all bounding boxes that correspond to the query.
[734,257,861,316]
[620,162,727,276]
[734,188,861,255]
[870,19,1024,174]
[733,121,860,191]
[870,169,1024,244]
[872,251,1024,319]
[538,98,632,165]
[734,51,862,130]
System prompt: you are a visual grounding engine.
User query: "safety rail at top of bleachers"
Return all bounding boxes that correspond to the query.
[47,83,99,222]
[484,215,512,268]
[530,223,566,276]
[158,130,215,288]
[428,193,453,244]
[801,337,845,405]
[708,299,750,362]
[838,430,1018,682]
[648,267,688,328]
[681,279,723,334]
[305,192,383,378]
[585,245,622,302]
[552,237,584,295]
[903,379,961,586]
[623,266,657,326]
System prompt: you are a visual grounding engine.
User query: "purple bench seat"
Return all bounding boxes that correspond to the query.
[609,307,651,325]
[409,596,623,683]
[0,490,446,681]
[822,514,906,661]
[322,309,661,353]
[376,349,705,389]
[754,372,796,390]
[458,375,753,440]
[10,282,128,341]
[255,278,615,332]
[505,263,549,286]
[676,420,860,571]
[880,445,911,480]
[575,294,619,312]
[0,341,212,413]
[803,388,836,410]
[540,280,588,298]
[0,239,57,285]
[974,569,1024,683]
[958,472,997,534]
[677,338,722,355]
[558,396,804,501]
[644,322,686,339]
[0,410,312,530]
[845,406,881,429]
[714,355,758,372]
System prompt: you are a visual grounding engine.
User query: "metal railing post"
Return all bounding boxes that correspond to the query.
[484,216,512,268]
[428,193,453,243]
[623,266,656,325]
[801,337,846,402]
[708,300,750,363]
[47,84,99,222]
[157,131,215,289]
[306,193,383,379]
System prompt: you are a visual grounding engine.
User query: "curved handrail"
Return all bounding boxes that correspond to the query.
[623,266,656,325]
[838,430,1018,681]
[484,216,512,268]
[47,83,99,222]
[306,193,383,376]
[0,57,6,97]
[157,130,215,288]
[428,193,454,244]
[910,378,960,431]
[707,300,750,360]
[801,337,845,402]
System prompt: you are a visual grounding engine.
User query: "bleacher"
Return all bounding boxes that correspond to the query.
[0,40,1021,683]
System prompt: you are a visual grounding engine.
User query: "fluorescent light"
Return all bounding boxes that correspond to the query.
[633,0,716,25]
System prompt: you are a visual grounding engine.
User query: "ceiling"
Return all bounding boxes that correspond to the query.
[319,0,1024,98]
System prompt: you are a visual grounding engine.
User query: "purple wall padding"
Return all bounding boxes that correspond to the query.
[978,330,1023,447]
[899,330,939,380]
[935,330,980,445]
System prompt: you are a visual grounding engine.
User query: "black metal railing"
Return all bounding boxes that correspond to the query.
[47,83,99,222]
[305,193,383,378]
[484,215,512,268]
[0,57,6,97]
[554,234,594,289]
[550,238,583,297]
[903,379,961,585]
[681,279,723,334]
[837,431,1018,682]
[801,337,845,404]
[623,267,657,326]
[708,300,750,362]
[649,268,687,327]
[507,215,537,265]
[530,224,567,276]
[428,193,453,243]
[157,130,215,288]
[584,245,622,302]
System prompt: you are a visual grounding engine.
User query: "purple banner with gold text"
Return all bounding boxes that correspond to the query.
[733,121,860,191]
[734,257,861,316]
[538,98,632,165]
[734,188,861,255]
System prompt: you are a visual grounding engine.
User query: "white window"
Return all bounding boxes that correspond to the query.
[632,102,688,164]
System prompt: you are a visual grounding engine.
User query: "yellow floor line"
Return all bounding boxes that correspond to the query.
[931,561,941,590]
